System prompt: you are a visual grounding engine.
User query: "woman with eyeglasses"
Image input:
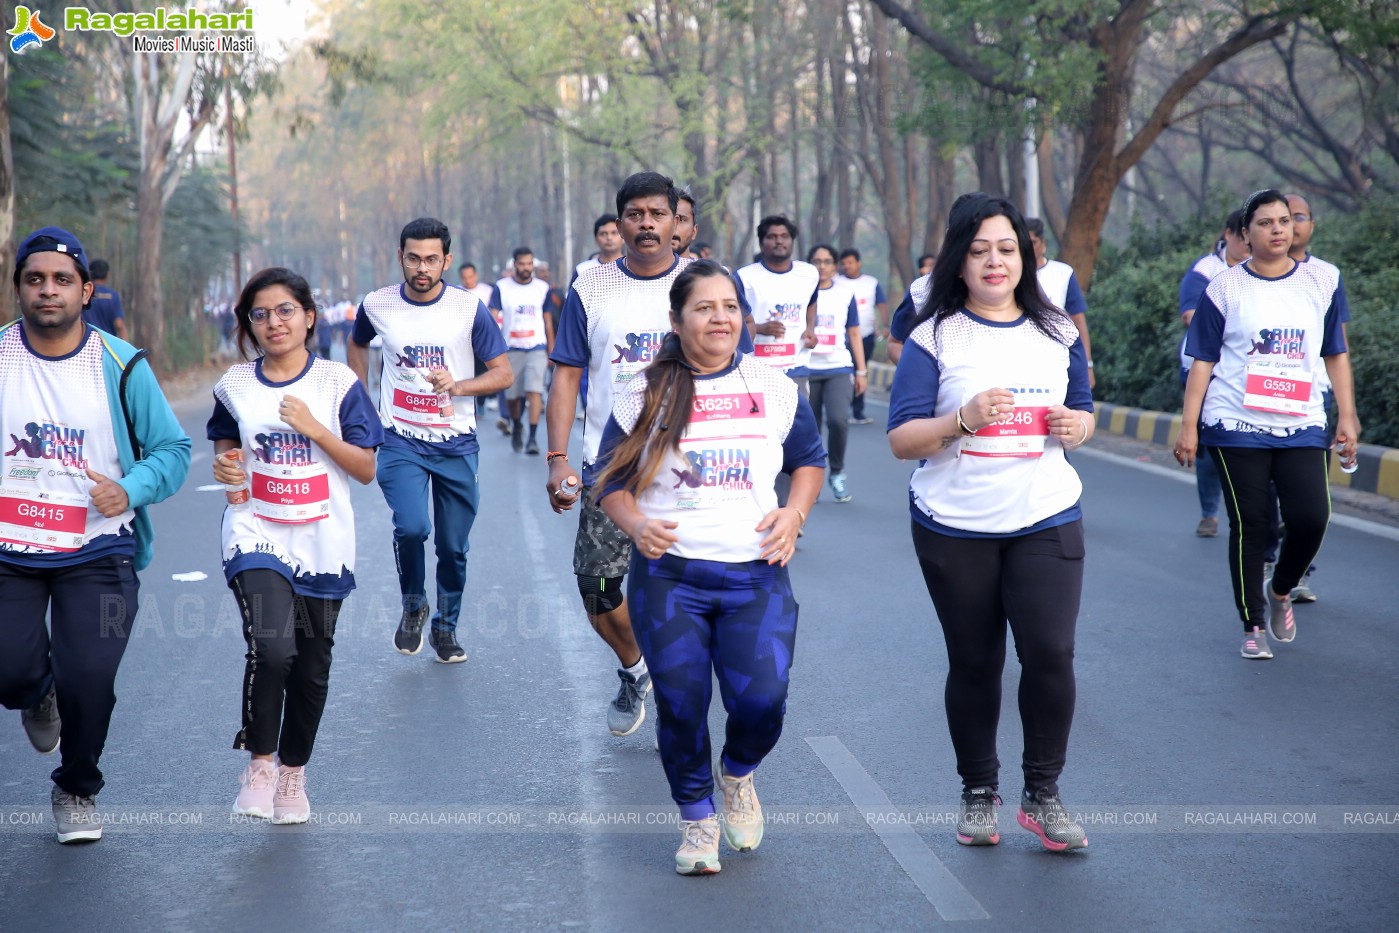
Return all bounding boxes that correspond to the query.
[207,267,384,823]
[1176,189,1358,660]
[593,260,825,875]
[804,245,867,502]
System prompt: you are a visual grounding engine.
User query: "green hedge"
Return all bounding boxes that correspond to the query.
[1090,199,1399,448]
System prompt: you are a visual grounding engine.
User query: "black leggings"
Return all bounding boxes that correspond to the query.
[1209,446,1330,630]
[230,570,341,767]
[912,519,1084,796]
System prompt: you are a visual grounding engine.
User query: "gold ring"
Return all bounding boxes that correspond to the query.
[990,405,998,416]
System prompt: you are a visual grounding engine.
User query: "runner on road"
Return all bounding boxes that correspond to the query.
[348,218,513,664]
[209,267,383,824]
[805,245,867,502]
[491,247,553,455]
[0,226,191,844]
[594,260,825,874]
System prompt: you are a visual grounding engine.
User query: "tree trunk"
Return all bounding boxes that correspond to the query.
[133,169,166,361]
[1037,130,1068,244]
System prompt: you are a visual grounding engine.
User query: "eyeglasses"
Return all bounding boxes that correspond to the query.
[402,254,444,270]
[249,303,305,323]
[1292,213,1311,223]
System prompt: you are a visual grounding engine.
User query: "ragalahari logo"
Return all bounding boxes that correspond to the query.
[9,6,56,54]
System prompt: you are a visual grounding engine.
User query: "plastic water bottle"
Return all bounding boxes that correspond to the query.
[431,367,455,421]
[223,449,250,507]
[1340,449,1358,474]
[557,475,580,498]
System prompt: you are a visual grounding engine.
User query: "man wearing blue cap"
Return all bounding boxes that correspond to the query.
[0,226,191,843]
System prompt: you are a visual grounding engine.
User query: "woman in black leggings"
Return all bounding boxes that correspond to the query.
[1176,188,1358,659]
[888,193,1094,852]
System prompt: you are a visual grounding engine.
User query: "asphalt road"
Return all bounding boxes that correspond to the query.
[3,371,1397,932]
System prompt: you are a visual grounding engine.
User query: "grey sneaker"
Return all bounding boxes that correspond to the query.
[1290,572,1317,603]
[675,815,722,875]
[829,472,852,503]
[718,768,764,852]
[607,668,651,736]
[1017,789,1087,851]
[1195,517,1219,537]
[51,785,102,843]
[394,604,428,655]
[1241,627,1274,660]
[957,787,1001,846]
[1265,586,1296,644]
[22,685,60,754]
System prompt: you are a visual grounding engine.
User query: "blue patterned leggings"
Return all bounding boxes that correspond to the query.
[627,553,799,821]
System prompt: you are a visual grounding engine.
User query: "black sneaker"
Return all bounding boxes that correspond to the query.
[430,628,467,664]
[22,686,60,754]
[511,421,524,452]
[394,605,428,655]
[1017,788,1087,851]
[956,787,1001,845]
[525,436,540,455]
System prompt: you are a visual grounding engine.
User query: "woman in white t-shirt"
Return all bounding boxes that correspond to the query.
[593,260,826,875]
[887,193,1094,853]
[1176,188,1358,660]
[208,267,383,825]
[804,244,867,502]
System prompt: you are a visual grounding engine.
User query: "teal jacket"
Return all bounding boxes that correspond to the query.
[2,321,191,570]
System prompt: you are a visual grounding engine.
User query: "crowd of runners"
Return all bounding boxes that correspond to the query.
[0,174,1356,874]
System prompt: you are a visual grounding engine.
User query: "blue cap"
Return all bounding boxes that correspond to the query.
[16,226,90,279]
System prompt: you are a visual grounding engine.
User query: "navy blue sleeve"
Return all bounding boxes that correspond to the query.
[738,324,754,353]
[595,415,632,501]
[890,289,917,342]
[472,304,508,362]
[569,268,579,289]
[782,395,827,473]
[887,339,941,431]
[351,303,377,346]
[551,288,590,367]
[1184,292,1225,363]
[206,395,240,442]
[1178,268,1209,316]
[1065,337,1093,411]
[1064,274,1088,317]
[111,289,126,321]
[1320,290,1348,357]
[489,285,503,312]
[1333,275,1352,325]
[807,285,820,308]
[338,380,385,448]
[875,282,887,305]
[844,297,859,330]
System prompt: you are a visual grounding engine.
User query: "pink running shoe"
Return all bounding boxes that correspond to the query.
[272,763,311,824]
[233,758,277,819]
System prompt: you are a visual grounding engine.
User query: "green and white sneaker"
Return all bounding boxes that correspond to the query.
[675,815,722,875]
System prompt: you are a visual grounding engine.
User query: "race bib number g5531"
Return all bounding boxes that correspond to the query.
[1243,364,1312,417]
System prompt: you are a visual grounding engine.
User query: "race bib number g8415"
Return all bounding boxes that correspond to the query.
[0,486,87,551]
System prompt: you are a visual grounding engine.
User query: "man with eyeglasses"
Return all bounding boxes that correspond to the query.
[1267,193,1353,604]
[348,218,513,663]
[1,226,190,843]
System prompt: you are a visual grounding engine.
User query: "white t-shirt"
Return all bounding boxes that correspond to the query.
[552,257,693,483]
[209,356,383,598]
[808,280,860,373]
[492,276,552,351]
[840,272,886,337]
[736,261,821,374]
[602,355,826,562]
[0,326,133,560]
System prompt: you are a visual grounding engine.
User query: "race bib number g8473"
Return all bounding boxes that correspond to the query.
[391,387,449,427]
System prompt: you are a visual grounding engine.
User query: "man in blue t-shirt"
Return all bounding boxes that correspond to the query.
[82,259,127,340]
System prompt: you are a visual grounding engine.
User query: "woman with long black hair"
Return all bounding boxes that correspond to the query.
[887,193,1094,852]
[593,260,825,874]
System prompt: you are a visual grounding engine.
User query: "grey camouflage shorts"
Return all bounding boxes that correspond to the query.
[573,485,633,578]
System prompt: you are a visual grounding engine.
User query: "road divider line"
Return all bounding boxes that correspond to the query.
[806,735,989,922]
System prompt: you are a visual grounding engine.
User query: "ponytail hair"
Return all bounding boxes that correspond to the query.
[594,259,735,497]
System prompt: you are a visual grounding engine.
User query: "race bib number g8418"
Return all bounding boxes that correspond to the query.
[251,462,331,524]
